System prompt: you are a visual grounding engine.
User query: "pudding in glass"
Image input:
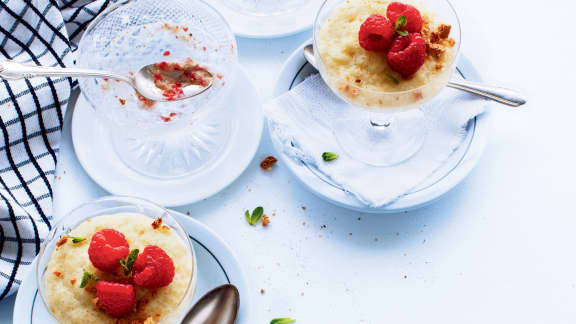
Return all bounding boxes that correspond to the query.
[44,213,194,324]
[316,0,457,108]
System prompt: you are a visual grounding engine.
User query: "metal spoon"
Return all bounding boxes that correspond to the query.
[303,44,526,107]
[0,60,213,102]
[181,284,240,324]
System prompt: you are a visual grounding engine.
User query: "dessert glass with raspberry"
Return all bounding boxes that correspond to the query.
[36,196,196,324]
[314,0,461,166]
[77,0,238,178]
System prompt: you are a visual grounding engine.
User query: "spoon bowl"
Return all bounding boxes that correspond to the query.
[0,60,214,102]
[181,284,240,324]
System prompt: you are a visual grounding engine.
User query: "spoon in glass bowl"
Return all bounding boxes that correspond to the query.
[0,60,214,102]
[303,44,526,107]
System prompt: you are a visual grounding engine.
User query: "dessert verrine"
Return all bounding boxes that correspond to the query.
[44,213,193,324]
[316,0,457,108]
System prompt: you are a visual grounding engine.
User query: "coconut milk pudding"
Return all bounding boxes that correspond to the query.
[44,213,193,324]
[317,0,456,108]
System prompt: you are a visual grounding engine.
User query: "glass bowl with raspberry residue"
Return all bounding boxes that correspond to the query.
[314,0,461,166]
[36,196,197,324]
[77,0,238,179]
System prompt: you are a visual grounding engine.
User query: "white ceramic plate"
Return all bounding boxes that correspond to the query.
[211,0,323,38]
[13,210,252,324]
[270,41,492,213]
[71,69,263,207]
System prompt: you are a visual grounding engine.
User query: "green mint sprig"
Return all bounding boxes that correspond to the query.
[271,319,295,324]
[79,270,98,288]
[322,152,339,162]
[69,236,86,244]
[120,249,139,275]
[245,207,264,226]
[395,16,409,36]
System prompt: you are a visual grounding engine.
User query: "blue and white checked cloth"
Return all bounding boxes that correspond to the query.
[0,0,113,300]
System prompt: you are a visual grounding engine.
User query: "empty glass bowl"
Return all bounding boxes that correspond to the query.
[77,0,238,178]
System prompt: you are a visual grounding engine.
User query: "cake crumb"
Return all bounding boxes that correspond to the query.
[151,218,162,229]
[53,271,62,278]
[260,156,278,171]
[70,278,76,285]
[301,206,307,211]
[56,236,68,247]
[262,215,270,227]
[260,289,265,294]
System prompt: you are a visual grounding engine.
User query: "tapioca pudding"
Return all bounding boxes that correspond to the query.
[44,213,194,324]
[316,0,457,108]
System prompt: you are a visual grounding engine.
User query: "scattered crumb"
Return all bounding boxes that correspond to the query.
[260,156,278,171]
[70,278,76,285]
[186,211,190,216]
[260,289,265,294]
[320,225,326,229]
[301,206,307,211]
[56,236,68,247]
[118,98,126,105]
[161,225,170,232]
[262,215,270,227]
[151,217,162,229]
[403,275,408,279]
[348,232,353,236]
[53,271,62,278]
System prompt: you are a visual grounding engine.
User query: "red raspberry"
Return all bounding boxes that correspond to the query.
[387,2,423,33]
[133,245,175,289]
[88,229,130,272]
[96,281,135,317]
[386,33,427,78]
[358,14,394,52]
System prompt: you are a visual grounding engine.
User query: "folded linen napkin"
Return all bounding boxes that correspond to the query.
[0,0,113,299]
[265,74,486,208]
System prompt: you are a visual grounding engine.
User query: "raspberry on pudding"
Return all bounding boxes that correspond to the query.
[316,0,457,108]
[44,213,194,324]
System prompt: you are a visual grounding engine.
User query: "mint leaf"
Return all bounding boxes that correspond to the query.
[246,207,264,226]
[271,319,295,324]
[322,152,339,162]
[386,74,400,85]
[395,15,407,30]
[396,30,409,36]
[69,236,86,244]
[79,270,98,288]
[120,249,139,275]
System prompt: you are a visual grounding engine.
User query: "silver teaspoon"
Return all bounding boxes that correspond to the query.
[181,284,240,324]
[303,44,526,107]
[0,60,213,102]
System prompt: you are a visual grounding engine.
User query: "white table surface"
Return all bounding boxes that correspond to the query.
[2,0,576,323]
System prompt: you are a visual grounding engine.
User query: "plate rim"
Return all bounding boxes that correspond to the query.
[211,0,316,38]
[13,209,253,323]
[269,40,492,213]
[71,68,263,207]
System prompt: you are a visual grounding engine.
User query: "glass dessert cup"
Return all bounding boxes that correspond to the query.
[314,0,461,166]
[77,0,238,178]
[221,0,311,16]
[36,196,197,324]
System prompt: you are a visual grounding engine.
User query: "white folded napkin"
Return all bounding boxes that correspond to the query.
[265,74,487,208]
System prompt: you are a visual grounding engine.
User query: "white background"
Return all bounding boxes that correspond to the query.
[2,0,576,323]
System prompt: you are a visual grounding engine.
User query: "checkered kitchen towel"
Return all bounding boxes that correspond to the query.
[0,0,114,299]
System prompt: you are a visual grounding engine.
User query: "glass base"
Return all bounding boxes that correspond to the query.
[333,109,427,167]
[112,117,231,179]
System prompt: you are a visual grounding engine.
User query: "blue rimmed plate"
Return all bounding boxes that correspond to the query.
[269,41,492,213]
[13,210,252,323]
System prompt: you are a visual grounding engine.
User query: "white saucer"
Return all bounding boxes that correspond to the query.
[13,209,252,324]
[270,41,492,213]
[211,0,323,38]
[72,69,263,207]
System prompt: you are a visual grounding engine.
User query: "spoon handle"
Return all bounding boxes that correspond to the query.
[447,79,526,107]
[302,44,526,107]
[0,60,132,83]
